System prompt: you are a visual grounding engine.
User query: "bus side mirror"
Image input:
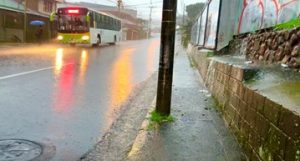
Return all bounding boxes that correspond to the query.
[50,12,57,22]
[86,15,90,23]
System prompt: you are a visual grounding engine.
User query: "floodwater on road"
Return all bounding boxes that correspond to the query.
[0,38,160,161]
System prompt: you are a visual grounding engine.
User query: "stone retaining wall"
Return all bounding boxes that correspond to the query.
[188,44,300,161]
[245,28,300,69]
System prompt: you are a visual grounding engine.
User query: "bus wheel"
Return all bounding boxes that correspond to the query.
[93,35,101,47]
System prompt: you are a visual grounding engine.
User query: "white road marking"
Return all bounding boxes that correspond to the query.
[0,63,74,80]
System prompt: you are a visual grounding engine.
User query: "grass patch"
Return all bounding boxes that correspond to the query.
[147,122,157,130]
[244,78,256,85]
[206,51,215,57]
[275,19,300,30]
[188,56,197,68]
[150,111,175,123]
[147,111,175,130]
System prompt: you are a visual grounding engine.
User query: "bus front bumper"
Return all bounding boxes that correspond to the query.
[57,34,90,44]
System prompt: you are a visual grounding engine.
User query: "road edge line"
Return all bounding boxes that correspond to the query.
[0,63,73,80]
[126,96,156,160]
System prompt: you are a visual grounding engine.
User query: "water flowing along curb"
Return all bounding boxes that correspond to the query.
[126,97,156,160]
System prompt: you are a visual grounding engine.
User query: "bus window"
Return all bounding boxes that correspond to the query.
[114,20,117,30]
[94,14,99,28]
[112,20,115,30]
[117,21,121,30]
[104,16,109,29]
[57,8,90,33]
[58,15,89,33]
[109,18,113,29]
[99,15,105,28]
[100,15,104,23]
[89,12,94,27]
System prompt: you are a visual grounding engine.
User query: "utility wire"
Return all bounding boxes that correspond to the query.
[103,0,117,5]
[125,2,161,7]
[127,5,161,8]
[124,1,162,7]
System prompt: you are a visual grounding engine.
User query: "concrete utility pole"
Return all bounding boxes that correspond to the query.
[117,0,122,12]
[155,0,178,115]
[23,0,27,43]
[182,2,185,25]
[148,0,153,39]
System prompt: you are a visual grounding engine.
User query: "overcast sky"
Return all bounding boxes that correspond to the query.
[66,0,206,20]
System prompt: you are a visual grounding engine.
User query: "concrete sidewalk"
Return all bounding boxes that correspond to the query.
[126,45,246,161]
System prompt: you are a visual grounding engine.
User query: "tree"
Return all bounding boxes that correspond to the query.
[186,3,205,21]
[180,2,205,47]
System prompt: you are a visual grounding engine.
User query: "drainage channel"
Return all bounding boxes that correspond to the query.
[0,139,42,161]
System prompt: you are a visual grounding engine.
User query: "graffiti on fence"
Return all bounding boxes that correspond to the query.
[192,0,300,50]
[205,0,220,48]
[198,7,207,46]
[238,0,300,34]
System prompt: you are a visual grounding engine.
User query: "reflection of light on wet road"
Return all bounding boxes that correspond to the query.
[53,48,76,113]
[108,48,135,120]
[55,48,64,75]
[147,40,160,73]
[0,45,58,55]
[0,40,162,160]
[81,50,87,60]
[79,50,89,84]
[53,64,76,113]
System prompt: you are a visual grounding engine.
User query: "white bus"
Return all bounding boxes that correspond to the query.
[50,7,121,46]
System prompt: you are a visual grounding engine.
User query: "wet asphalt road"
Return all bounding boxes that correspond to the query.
[0,38,160,161]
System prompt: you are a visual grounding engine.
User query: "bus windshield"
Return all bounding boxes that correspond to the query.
[58,15,89,33]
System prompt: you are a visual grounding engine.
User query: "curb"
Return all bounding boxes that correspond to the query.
[126,97,156,160]
[0,42,58,48]
[0,43,33,48]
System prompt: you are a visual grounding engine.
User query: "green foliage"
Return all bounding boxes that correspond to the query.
[206,51,215,57]
[147,122,157,130]
[150,111,174,124]
[188,55,196,68]
[275,19,300,30]
[147,111,174,130]
[186,3,205,22]
[180,20,193,48]
[180,3,205,48]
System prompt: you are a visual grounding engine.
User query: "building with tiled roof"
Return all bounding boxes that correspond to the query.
[0,0,62,42]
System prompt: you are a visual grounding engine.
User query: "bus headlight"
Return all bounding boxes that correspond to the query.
[57,35,63,40]
[82,36,89,40]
